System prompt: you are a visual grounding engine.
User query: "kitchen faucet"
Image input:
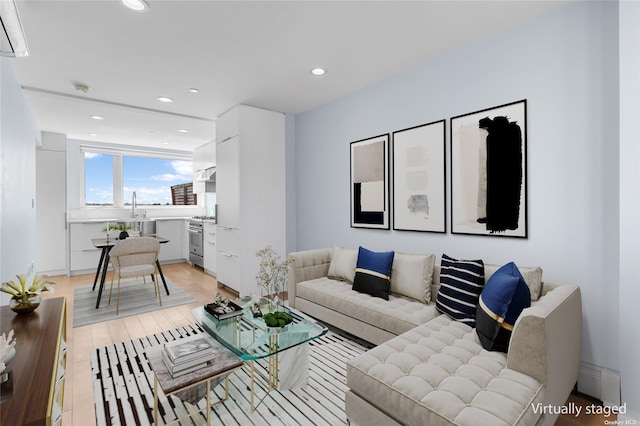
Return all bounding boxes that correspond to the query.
[131,191,137,218]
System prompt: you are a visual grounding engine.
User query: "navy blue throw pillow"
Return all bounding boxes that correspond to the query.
[476,262,531,352]
[352,246,395,300]
[435,254,484,327]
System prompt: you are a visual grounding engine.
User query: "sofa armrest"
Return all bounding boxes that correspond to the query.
[287,248,332,308]
[507,283,582,408]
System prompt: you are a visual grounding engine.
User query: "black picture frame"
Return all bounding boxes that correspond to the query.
[350,134,390,229]
[392,120,446,233]
[450,99,527,238]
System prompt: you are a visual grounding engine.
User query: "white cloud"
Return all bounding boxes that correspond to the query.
[171,160,193,176]
[85,152,101,159]
[150,173,183,182]
[150,161,193,182]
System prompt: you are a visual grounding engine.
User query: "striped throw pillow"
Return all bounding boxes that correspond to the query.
[435,254,485,327]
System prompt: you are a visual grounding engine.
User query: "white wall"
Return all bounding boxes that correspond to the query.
[295,0,623,396]
[0,57,41,303]
[618,1,640,419]
[285,113,297,254]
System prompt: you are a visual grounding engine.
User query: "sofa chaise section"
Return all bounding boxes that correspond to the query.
[345,283,581,426]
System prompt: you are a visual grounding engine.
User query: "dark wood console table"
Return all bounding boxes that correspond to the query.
[0,297,67,426]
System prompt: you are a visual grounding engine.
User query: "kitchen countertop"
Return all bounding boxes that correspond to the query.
[67,218,119,223]
[67,216,192,223]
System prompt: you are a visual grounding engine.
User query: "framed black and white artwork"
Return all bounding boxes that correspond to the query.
[392,120,446,233]
[450,99,527,237]
[350,134,390,229]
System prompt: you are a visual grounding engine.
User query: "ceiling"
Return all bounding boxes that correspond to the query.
[9,0,563,152]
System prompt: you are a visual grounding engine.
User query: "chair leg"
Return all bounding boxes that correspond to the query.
[108,274,115,304]
[155,272,162,307]
[116,277,121,314]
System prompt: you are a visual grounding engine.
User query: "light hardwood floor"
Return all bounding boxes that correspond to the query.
[41,262,237,426]
[42,262,611,426]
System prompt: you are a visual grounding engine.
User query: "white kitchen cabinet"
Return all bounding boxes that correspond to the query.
[215,137,240,229]
[215,105,286,296]
[192,141,215,194]
[203,222,217,275]
[69,222,105,274]
[156,219,184,262]
[36,142,67,275]
[182,219,190,260]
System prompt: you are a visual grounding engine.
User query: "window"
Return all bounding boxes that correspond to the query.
[83,148,195,207]
[85,152,114,206]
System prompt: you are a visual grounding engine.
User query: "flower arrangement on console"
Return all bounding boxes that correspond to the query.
[1,273,55,314]
[255,246,294,309]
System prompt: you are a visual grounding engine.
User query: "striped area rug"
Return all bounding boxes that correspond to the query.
[91,324,372,425]
[74,278,196,328]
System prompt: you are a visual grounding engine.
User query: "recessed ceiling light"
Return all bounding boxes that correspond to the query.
[162,141,170,145]
[157,96,174,103]
[178,129,189,133]
[311,68,326,76]
[88,133,98,136]
[189,88,199,93]
[90,115,104,120]
[121,0,149,12]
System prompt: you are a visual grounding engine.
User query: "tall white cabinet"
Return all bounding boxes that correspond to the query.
[36,133,67,275]
[215,105,286,296]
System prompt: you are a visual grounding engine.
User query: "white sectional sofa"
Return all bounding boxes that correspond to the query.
[287,247,582,426]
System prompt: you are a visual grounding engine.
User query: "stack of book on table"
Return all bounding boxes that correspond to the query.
[162,335,216,378]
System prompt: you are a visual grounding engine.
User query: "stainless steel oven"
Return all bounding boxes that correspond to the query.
[188,219,204,267]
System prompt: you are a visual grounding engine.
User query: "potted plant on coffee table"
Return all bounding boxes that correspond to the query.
[262,311,293,333]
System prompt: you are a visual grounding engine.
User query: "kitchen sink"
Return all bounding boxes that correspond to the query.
[118,218,156,236]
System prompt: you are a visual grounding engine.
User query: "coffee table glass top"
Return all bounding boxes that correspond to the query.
[193,297,327,361]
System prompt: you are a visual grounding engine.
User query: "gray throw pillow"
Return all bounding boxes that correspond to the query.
[327,245,358,283]
[390,252,436,303]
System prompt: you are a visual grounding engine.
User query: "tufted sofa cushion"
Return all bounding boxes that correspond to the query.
[346,314,544,426]
[297,277,439,336]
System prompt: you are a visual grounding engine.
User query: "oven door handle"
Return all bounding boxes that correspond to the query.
[188,228,203,234]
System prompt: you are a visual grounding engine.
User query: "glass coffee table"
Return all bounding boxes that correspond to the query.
[192,297,328,411]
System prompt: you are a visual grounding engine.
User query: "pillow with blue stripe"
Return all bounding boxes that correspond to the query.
[435,254,484,327]
[352,246,395,300]
[476,261,531,352]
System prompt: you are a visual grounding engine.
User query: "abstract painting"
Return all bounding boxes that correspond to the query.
[350,134,389,229]
[392,120,446,233]
[450,100,527,237]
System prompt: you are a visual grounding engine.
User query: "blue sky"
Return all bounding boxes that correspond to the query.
[85,153,193,205]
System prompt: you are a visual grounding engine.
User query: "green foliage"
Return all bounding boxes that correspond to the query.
[1,273,54,298]
[262,311,293,328]
[102,223,132,232]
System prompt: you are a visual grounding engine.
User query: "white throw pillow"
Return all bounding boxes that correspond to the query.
[390,252,436,303]
[327,245,358,283]
[484,263,543,301]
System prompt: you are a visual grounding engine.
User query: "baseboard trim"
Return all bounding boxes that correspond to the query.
[578,361,621,406]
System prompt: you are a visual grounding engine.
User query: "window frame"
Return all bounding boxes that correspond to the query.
[80,145,194,208]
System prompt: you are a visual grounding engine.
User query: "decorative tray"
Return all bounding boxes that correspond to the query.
[204,301,244,320]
